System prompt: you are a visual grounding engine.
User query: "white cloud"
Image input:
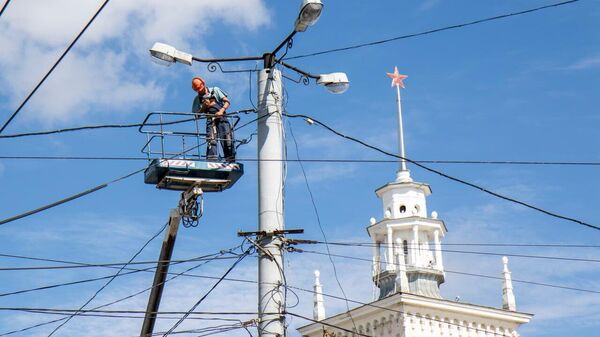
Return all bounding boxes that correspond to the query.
[418,0,440,12]
[0,0,270,127]
[562,55,600,71]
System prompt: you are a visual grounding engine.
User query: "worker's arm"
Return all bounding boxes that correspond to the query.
[192,96,201,114]
[217,96,230,117]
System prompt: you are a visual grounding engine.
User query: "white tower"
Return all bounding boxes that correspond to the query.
[297,69,532,337]
[368,170,446,299]
[368,67,446,299]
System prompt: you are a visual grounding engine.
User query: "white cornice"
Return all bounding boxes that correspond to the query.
[297,293,533,336]
[375,181,432,197]
[367,217,448,235]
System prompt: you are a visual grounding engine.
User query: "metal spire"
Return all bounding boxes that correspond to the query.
[313,270,326,321]
[502,256,517,311]
[386,66,411,182]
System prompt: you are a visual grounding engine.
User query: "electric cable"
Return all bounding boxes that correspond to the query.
[0,307,259,316]
[44,221,168,337]
[0,0,10,17]
[152,323,255,337]
[286,312,372,337]
[0,118,193,139]
[285,241,600,263]
[284,112,600,231]
[0,257,243,295]
[0,246,242,336]
[2,240,597,300]
[296,249,600,294]
[161,246,252,337]
[287,120,359,331]
[0,266,157,298]
[0,253,239,271]
[0,308,257,322]
[2,155,600,166]
[0,133,210,226]
[3,252,595,337]
[248,64,258,110]
[298,241,600,248]
[285,0,581,60]
[0,256,233,299]
[0,0,111,134]
[5,242,597,302]
[0,109,255,139]
[0,167,144,226]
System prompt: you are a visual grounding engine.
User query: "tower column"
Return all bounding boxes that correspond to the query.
[387,227,395,270]
[373,241,381,276]
[433,229,443,271]
[411,225,419,266]
[395,237,408,292]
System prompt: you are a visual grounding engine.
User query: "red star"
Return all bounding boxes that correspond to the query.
[386,66,408,88]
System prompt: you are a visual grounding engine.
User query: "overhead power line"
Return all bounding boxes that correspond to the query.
[0,109,255,139]
[0,307,260,316]
[3,155,599,166]
[0,134,213,226]
[5,247,598,305]
[0,0,111,134]
[287,120,359,330]
[0,255,240,272]
[290,243,600,263]
[0,167,143,226]
[0,118,194,138]
[45,221,167,337]
[297,249,600,294]
[298,241,600,248]
[285,0,581,60]
[284,113,600,232]
[287,311,372,337]
[161,247,252,337]
[0,0,11,17]
[0,245,244,336]
[0,252,241,298]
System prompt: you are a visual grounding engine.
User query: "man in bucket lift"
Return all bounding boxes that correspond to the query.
[191,76,235,162]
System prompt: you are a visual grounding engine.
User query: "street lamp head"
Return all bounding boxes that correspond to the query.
[149,42,193,66]
[294,0,323,32]
[317,72,349,94]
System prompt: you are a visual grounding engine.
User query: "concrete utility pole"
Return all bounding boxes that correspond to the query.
[140,209,181,337]
[256,66,285,337]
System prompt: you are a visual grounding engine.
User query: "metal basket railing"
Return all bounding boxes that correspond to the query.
[139,111,240,161]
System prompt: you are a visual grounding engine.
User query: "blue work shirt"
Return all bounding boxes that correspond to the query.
[192,86,229,114]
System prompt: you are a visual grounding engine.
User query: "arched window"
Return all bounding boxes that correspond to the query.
[414,204,420,215]
[400,205,406,213]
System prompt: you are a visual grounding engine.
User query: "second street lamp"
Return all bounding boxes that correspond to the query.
[147,2,348,337]
[294,0,324,32]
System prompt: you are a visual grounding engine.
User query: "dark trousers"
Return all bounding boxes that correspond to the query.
[206,118,235,161]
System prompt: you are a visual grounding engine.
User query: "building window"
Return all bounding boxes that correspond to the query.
[400,205,406,213]
[403,240,409,263]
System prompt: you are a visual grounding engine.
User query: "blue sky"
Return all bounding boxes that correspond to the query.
[0,0,599,336]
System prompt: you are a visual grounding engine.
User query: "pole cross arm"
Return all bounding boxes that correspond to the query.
[191,55,264,63]
[150,42,262,66]
[278,60,350,94]
[277,60,320,79]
